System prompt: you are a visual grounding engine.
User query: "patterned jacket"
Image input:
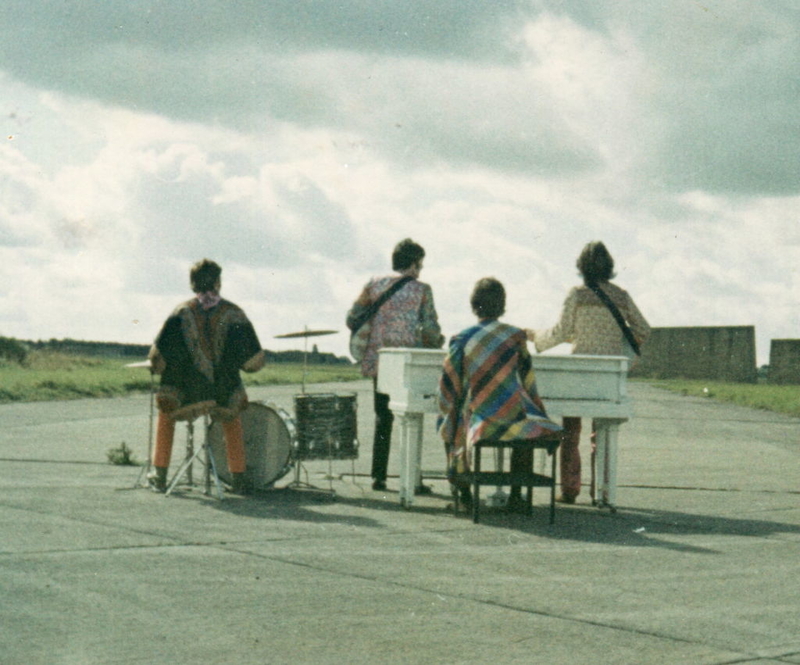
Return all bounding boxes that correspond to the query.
[534,282,650,356]
[347,274,443,378]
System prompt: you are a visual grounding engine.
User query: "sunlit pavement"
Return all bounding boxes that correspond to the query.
[1,380,799,664]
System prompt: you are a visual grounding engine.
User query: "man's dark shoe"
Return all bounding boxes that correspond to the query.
[505,494,529,514]
[447,486,472,512]
[414,484,433,496]
[372,479,387,491]
[147,466,167,493]
[230,472,253,496]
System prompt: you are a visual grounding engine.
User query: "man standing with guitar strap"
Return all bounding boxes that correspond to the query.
[347,239,444,492]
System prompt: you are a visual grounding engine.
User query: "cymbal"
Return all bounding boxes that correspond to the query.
[274,329,339,339]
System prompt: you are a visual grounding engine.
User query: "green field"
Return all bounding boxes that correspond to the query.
[0,351,362,403]
[1,352,799,418]
[642,379,800,418]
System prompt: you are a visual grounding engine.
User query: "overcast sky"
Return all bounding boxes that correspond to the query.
[1,1,798,365]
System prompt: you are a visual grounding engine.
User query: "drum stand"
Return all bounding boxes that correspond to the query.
[286,457,336,494]
[165,414,225,501]
[133,368,157,490]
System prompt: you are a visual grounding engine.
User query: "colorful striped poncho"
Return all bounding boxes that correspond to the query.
[437,319,561,475]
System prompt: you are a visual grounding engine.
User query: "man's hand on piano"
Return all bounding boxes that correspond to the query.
[524,328,537,343]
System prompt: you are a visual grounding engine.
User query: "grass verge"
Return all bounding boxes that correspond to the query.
[643,379,800,418]
[3,352,798,419]
[0,351,361,403]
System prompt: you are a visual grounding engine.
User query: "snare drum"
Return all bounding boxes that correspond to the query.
[208,402,295,490]
[293,392,359,461]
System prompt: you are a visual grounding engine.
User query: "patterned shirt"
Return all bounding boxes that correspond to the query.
[347,274,443,378]
[534,282,650,356]
[438,320,561,473]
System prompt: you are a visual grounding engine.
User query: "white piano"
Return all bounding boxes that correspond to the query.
[377,348,631,510]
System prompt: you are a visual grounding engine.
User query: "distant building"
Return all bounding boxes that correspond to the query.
[630,326,757,383]
[768,339,800,385]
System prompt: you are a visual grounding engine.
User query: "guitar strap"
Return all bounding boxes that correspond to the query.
[349,276,414,333]
[588,284,640,356]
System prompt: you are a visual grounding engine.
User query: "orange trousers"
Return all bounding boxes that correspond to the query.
[153,412,246,473]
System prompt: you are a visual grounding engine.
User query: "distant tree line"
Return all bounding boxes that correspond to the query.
[0,337,28,363]
[1,337,352,366]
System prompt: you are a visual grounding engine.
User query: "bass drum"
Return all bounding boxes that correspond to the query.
[208,402,295,490]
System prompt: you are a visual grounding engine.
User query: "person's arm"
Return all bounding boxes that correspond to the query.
[622,293,651,348]
[147,345,166,375]
[418,284,445,348]
[224,310,266,372]
[437,336,463,446]
[148,314,185,374]
[531,287,578,353]
[239,320,265,373]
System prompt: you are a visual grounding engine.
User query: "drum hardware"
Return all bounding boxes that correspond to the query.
[274,327,338,394]
[126,360,156,491]
[126,359,224,499]
[287,392,359,493]
[164,412,225,500]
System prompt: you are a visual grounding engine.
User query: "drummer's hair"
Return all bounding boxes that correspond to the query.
[470,277,505,319]
[190,259,222,293]
[577,241,615,286]
[392,238,425,271]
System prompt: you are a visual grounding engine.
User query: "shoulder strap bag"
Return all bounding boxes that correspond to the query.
[588,284,641,357]
[348,276,414,361]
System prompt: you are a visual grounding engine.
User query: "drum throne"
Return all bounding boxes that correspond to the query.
[164,408,226,500]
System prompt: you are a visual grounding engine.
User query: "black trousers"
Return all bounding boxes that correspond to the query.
[371,379,394,482]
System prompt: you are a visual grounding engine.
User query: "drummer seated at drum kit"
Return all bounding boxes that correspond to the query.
[147,258,265,495]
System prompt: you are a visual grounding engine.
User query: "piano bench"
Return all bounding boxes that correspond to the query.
[466,435,561,525]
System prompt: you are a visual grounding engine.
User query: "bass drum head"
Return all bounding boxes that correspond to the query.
[208,402,295,490]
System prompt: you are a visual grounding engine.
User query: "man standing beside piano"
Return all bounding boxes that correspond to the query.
[347,238,445,494]
[527,241,651,505]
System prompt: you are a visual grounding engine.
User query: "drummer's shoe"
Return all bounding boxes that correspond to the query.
[556,494,576,504]
[372,479,387,491]
[147,466,167,493]
[414,483,433,496]
[230,472,253,496]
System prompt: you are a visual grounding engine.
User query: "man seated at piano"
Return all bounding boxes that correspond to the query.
[437,277,562,512]
[526,241,650,504]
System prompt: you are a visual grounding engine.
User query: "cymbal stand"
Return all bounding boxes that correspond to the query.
[286,456,335,494]
[134,370,157,489]
[165,414,224,500]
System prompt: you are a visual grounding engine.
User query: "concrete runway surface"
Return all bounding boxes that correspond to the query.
[1,380,799,664]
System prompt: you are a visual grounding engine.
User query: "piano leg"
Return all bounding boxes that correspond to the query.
[593,419,623,512]
[396,412,424,508]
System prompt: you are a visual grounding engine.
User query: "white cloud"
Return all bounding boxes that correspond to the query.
[0,2,797,367]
